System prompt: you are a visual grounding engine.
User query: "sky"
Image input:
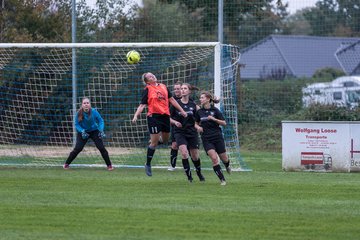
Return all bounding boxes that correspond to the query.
[285,0,318,14]
[85,0,318,14]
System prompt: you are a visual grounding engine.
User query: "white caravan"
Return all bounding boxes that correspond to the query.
[302,76,360,108]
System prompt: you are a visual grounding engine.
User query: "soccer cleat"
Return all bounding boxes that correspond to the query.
[225,166,232,174]
[220,180,227,186]
[63,163,70,169]
[107,165,114,171]
[145,164,152,176]
[187,175,193,183]
[185,170,193,183]
[167,166,176,171]
[196,170,205,182]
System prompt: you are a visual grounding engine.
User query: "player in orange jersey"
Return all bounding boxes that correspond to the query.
[132,72,187,176]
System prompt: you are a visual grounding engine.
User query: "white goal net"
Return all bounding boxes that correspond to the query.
[0,42,249,171]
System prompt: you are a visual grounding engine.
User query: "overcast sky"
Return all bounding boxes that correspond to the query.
[85,0,318,14]
[285,0,318,13]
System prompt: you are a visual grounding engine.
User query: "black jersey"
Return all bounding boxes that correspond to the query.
[171,99,197,135]
[195,106,225,140]
[173,95,182,101]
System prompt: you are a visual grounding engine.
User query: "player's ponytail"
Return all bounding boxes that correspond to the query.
[78,108,84,122]
[182,82,200,92]
[212,96,220,104]
[201,91,220,104]
[189,85,200,91]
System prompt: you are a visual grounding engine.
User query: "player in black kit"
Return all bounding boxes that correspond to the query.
[195,91,231,186]
[170,83,205,182]
[168,81,183,171]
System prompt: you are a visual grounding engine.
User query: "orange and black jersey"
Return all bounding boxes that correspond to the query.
[141,83,172,116]
[171,99,197,135]
[195,106,225,140]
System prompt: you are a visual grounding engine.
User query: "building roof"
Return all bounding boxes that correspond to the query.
[335,40,360,75]
[239,35,360,79]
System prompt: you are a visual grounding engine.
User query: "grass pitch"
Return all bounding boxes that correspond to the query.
[1,151,360,240]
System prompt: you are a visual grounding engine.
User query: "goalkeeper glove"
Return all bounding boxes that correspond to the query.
[98,131,106,138]
[81,130,89,140]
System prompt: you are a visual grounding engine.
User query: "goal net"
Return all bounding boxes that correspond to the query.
[0,42,249,171]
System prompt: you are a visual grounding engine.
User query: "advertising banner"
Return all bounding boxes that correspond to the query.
[282,121,360,172]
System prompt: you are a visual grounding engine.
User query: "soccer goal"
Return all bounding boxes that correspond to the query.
[0,42,250,171]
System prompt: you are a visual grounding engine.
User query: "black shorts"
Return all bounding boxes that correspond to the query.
[175,132,199,150]
[147,114,170,134]
[201,136,226,154]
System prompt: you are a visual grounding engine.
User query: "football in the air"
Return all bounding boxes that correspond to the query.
[126,50,140,64]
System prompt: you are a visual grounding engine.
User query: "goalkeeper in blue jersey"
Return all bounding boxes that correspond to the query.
[195,91,231,185]
[63,97,113,170]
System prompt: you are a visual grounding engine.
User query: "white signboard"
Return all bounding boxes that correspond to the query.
[282,121,360,172]
[350,124,360,172]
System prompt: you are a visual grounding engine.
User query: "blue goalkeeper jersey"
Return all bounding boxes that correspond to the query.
[75,108,104,133]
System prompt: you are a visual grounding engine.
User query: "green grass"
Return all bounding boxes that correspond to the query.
[1,151,360,240]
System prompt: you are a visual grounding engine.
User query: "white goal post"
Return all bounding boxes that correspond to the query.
[0,42,249,171]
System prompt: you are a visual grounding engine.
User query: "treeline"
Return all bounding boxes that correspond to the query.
[1,0,359,47]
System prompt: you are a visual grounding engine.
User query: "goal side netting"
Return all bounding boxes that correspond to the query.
[0,42,250,171]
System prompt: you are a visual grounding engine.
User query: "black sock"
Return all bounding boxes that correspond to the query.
[192,158,205,181]
[146,146,156,166]
[223,159,230,168]
[213,164,225,181]
[182,158,191,178]
[170,149,178,167]
[191,158,201,172]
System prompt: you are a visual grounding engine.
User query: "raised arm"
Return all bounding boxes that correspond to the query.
[132,104,146,123]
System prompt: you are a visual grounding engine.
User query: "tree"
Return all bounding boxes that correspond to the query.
[336,0,360,35]
[303,0,341,36]
[137,0,289,46]
[303,0,360,37]
[233,0,289,47]
[76,0,139,42]
[134,0,202,42]
[283,10,312,35]
[0,0,72,42]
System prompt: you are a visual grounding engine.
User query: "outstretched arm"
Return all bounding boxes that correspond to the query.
[132,104,146,123]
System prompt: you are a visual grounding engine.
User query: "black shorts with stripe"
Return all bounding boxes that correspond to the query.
[147,114,170,134]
